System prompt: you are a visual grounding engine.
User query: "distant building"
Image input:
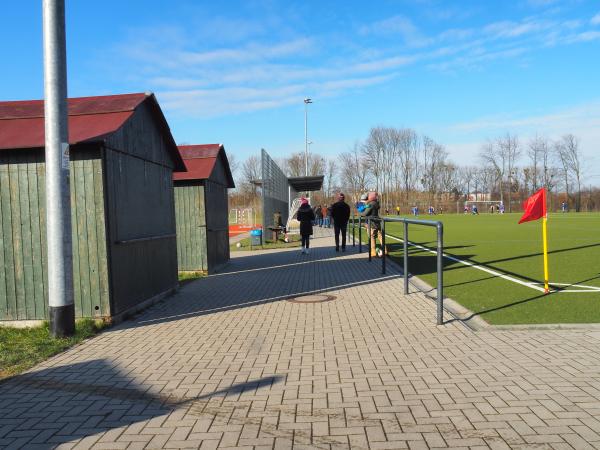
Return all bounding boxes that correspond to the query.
[173,144,235,274]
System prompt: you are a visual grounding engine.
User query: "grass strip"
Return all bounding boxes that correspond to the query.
[0,319,106,381]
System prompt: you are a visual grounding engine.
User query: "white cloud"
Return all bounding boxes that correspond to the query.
[157,74,396,118]
[484,19,551,39]
[449,101,600,133]
[592,13,600,26]
[359,15,433,48]
[564,30,600,43]
[106,7,600,119]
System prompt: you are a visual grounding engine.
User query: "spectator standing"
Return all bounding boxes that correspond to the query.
[331,193,351,252]
[297,198,315,254]
[315,204,323,226]
[360,192,383,257]
[396,205,400,215]
[321,204,330,228]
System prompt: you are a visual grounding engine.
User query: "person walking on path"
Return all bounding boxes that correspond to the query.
[297,197,315,254]
[331,192,351,252]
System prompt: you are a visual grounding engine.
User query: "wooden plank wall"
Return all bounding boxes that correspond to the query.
[204,179,230,273]
[0,148,110,320]
[174,184,207,271]
[103,102,179,314]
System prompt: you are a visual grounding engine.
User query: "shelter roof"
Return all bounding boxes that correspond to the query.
[288,176,324,192]
[174,144,235,188]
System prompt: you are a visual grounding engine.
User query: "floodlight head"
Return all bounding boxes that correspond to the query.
[304,98,312,104]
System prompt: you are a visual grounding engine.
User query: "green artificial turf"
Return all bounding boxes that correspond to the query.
[378,213,600,324]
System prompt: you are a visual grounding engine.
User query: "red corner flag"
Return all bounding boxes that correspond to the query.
[518,188,547,224]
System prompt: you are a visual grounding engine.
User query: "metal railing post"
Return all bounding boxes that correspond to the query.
[437,222,444,325]
[403,221,408,294]
[358,216,362,253]
[381,218,386,274]
[352,212,355,247]
[367,218,372,262]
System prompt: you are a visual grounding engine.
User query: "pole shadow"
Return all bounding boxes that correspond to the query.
[0,359,283,449]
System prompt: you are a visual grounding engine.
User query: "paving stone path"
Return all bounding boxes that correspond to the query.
[2,232,600,449]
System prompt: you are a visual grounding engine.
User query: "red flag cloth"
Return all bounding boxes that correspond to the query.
[518,188,547,224]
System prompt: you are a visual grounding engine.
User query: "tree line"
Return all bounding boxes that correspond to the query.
[230,127,593,213]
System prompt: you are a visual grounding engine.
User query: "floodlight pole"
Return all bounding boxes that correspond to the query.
[43,0,75,337]
[304,98,312,177]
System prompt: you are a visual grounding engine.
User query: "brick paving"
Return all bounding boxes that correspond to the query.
[2,231,600,449]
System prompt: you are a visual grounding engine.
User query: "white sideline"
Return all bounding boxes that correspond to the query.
[383,233,548,293]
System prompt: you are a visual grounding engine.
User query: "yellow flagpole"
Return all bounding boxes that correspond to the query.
[542,215,549,294]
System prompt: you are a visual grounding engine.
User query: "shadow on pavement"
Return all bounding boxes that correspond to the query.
[0,359,283,449]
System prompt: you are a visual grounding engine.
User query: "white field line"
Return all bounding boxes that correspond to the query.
[383,233,547,293]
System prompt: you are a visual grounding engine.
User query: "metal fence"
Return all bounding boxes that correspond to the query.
[353,215,445,325]
[261,149,289,234]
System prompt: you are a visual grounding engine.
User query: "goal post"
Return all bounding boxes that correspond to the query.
[463,200,504,213]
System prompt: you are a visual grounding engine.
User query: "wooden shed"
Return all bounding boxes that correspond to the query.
[0,92,185,323]
[174,144,235,274]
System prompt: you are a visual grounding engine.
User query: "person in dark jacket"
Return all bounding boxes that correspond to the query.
[330,192,351,252]
[296,197,316,254]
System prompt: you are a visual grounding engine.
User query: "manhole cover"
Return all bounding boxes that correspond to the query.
[287,294,336,304]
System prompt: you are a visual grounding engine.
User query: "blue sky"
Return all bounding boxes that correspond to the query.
[2,1,600,181]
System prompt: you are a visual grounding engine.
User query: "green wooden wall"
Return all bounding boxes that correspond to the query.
[0,148,110,321]
[175,184,207,271]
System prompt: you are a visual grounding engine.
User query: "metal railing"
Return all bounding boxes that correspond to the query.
[351,214,445,325]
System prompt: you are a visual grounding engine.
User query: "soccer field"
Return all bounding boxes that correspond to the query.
[381,212,600,325]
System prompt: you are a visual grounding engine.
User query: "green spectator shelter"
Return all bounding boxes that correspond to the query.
[0,92,185,324]
[174,144,235,274]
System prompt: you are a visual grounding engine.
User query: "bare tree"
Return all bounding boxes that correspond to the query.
[241,155,261,197]
[479,139,505,204]
[397,128,420,203]
[527,135,549,191]
[459,166,477,200]
[228,153,239,178]
[285,152,325,177]
[340,142,370,203]
[420,136,447,205]
[497,133,520,212]
[362,127,387,194]
[554,139,571,208]
[285,153,304,177]
[438,162,459,200]
[309,154,325,177]
[560,134,583,211]
[323,158,337,199]
[242,155,260,184]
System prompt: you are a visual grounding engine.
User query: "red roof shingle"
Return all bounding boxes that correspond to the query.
[0,93,147,150]
[0,92,185,171]
[174,144,235,188]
